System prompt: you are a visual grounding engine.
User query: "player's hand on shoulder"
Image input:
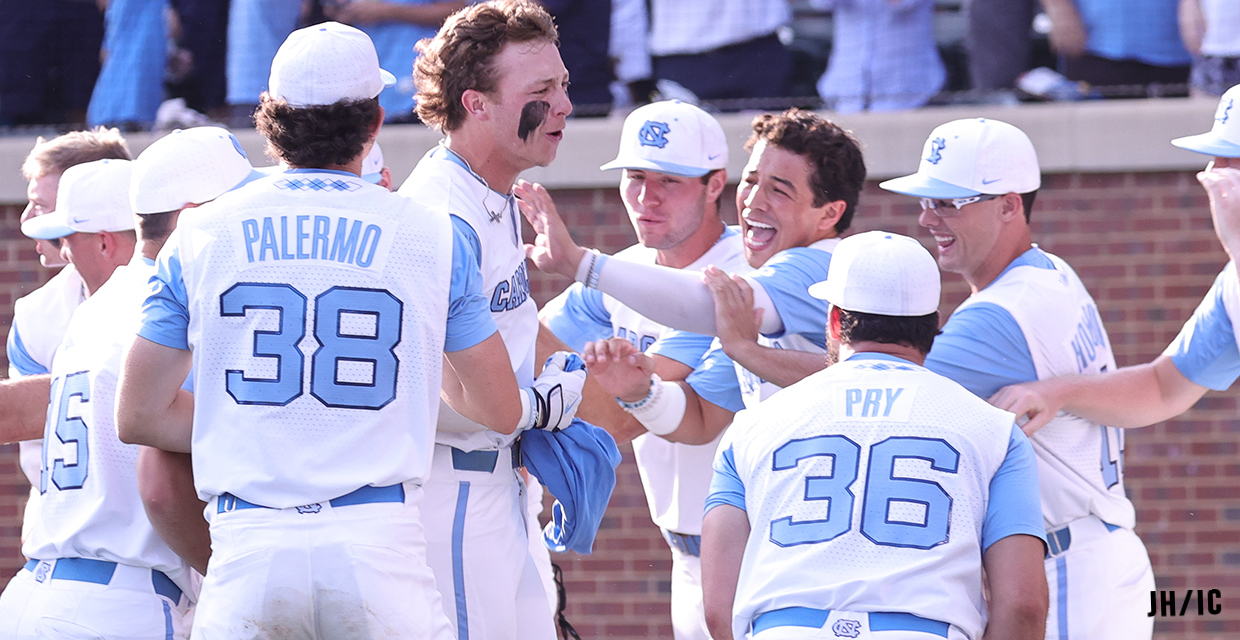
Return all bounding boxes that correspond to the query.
[703,266,762,357]
[514,179,586,279]
[988,380,1060,436]
[583,338,658,403]
[523,351,587,432]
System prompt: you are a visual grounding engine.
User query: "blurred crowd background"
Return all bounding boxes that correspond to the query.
[0,0,1237,133]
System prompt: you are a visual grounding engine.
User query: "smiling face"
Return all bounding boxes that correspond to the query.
[22,173,67,268]
[736,140,839,267]
[484,39,571,174]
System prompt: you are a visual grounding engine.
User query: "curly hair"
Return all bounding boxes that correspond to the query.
[837,308,941,356]
[255,94,381,167]
[746,109,867,234]
[414,0,558,132]
[22,127,131,179]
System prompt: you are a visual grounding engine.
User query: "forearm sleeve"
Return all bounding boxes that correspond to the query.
[590,255,719,335]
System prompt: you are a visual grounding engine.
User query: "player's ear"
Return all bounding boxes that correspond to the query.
[816,199,847,233]
[998,193,1024,223]
[826,305,842,342]
[705,169,727,203]
[461,89,488,121]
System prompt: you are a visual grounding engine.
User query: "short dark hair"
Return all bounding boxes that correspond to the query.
[414,0,558,132]
[137,211,178,245]
[254,95,381,168]
[746,109,867,234]
[1020,191,1037,223]
[837,308,941,356]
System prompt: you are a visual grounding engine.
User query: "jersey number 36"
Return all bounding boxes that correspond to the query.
[770,436,958,550]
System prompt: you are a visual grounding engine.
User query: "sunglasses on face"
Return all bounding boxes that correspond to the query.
[918,194,1001,215]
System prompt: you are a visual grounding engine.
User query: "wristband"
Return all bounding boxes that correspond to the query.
[620,375,687,436]
[573,249,608,289]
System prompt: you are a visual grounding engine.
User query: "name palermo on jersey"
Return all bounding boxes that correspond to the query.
[232,210,399,276]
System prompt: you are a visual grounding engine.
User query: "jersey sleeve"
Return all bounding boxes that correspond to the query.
[541,284,614,352]
[923,302,1038,399]
[648,329,717,369]
[6,325,48,376]
[705,444,746,514]
[138,243,192,350]
[445,215,498,353]
[685,342,745,413]
[1164,269,1240,390]
[981,424,1047,551]
[745,247,831,347]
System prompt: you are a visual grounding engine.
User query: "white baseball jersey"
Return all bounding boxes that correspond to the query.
[927,248,1134,530]
[399,144,536,451]
[24,257,195,594]
[7,265,86,489]
[545,228,749,534]
[709,353,1044,640]
[140,170,458,508]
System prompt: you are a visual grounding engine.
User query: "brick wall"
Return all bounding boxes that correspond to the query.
[1,170,1237,637]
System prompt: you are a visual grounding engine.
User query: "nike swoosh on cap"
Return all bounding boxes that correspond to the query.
[981,178,1001,185]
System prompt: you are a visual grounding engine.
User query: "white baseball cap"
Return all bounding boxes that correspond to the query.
[880,118,1041,199]
[362,142,384,183]
[600,100,728,177]
[1171,84,1240,157]
[23,159,135,240]
[131,127,263,214]
[808,231,941,316]
[268,21,396,108]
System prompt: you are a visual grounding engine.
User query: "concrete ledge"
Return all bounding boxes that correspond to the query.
[0,97,1220,203]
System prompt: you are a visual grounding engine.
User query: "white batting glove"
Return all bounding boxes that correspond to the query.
[519,352,587,432]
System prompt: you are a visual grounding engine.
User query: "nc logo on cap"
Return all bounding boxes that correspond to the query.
[1217,99,1234,125]
[926,137,946,165]
[638,120,671,149]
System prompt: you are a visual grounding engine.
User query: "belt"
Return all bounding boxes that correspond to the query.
[663,530,701,557]
[23,557,182,604]
[1045,518,1121,557]
[753,607,949,638]
[217,483,405,513]
[449,445,520,472]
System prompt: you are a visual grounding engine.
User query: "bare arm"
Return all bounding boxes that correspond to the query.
[1179,0,1205,56]
[137,448,210,573]
[0,375,51,444]
[990,355,1208,434]
[701,504,750,640]
[980,535,1049,640]
[116,337,194,453]
[442,332,523,434]
[1039,0,1088,56]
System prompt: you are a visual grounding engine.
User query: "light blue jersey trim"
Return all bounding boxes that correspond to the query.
[452,481,471,640]
[139,245,191,351]
[1166,268,1240,390]
[162,600,173,640]
[685,346,745,413]
[705,445,745,514]
[6,326,48,376]
[542,284,613,352]
[282,167,359,179]
[446,216,497,352]
[1056,557,1069,640]
[981,424,1047,551]
[748,247,832,347]
[924,248,1054,398]
[648,330,717,369]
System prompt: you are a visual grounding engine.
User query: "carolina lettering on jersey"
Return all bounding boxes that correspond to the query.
[1070,302,1107,373]
[233,209,399,275]
[489,261,530,312]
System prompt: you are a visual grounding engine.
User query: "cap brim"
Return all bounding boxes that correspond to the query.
[1171,132,1240,157]
[879,173,981,199]
[379,68,397,89]
[807,280,831,301]
[362,172,383,184]
[21,211,74,240]
[599,157,709,177]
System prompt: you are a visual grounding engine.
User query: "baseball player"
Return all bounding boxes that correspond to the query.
[879,118,1154,640]
[700,231,1048,640]
[114,22,583,639]
[539,99,750,640]
[0,158,198,639]
[519,108,867,442]
[396,3,579,638]
[6,129,131,545]
[991,84,1240,429]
